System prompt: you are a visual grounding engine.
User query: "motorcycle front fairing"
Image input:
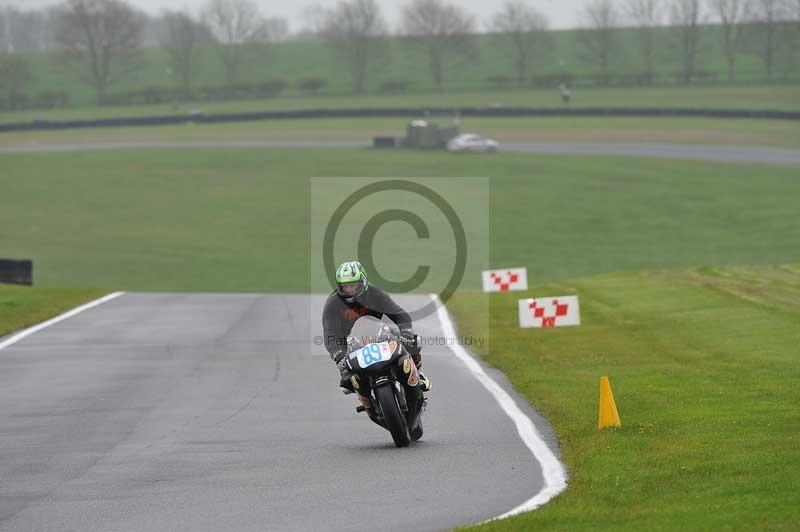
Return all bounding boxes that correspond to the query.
[346,339,401,375]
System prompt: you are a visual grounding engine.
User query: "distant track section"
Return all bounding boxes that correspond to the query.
[1,106,798,132]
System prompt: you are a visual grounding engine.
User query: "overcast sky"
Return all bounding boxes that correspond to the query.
[1,0,594,30]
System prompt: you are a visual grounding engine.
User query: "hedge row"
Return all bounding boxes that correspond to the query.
[488,71,721,89]
[99,80,289,106]
[0,69,771,112]
[95,78,430,107]
[92,70,726,108]
[0,90,69,111]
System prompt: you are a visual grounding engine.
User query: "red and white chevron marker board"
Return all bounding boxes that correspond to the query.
[481,268,528,292]
[518,296,581,328]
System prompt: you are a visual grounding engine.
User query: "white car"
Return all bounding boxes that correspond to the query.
[447,134,499,153]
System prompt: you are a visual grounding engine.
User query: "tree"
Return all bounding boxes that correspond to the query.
[298,77,328,94]
[747,0,784,78]
[577,0,620,83]
[54,0,144,104]
[203,0,269,85]
[782,0,800,75]
[0,10,7,53]
[626,0,662,83]
[787,0,800,20]
[321,0,388,94]
[0,7,55,52]
[712,0,746,80]
[490,1,550,86]
[161,10,211,91]
[670,0,704,83]
[264,17,290,42]
[401,0,477,89]
[299,4,326,38]
[0,53,33,109]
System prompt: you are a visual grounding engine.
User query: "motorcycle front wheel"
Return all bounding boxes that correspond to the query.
[375,383,410,448]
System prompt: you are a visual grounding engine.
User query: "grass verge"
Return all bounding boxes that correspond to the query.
[0,285,109,338]
[1,148,799,291]
[447,264,800,530]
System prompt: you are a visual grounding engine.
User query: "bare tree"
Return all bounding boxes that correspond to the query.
[203,0,269,84]
[299,4,326,37]
[0,7,55,52]
[577,0,620,82]
[40,7,62,51]
[490,1,550,86]
[321,0,387,94]
[0,10,7,53]
[787,0,800,26]
[747,0,784,78]
[626,0,662,83]
[140,13,164,47]
[264,17,290,42]
[161,11,211,91]
[712,0,746,80]
[54,0,144,104]
[401,0,477,90]
[788,0,800,19]
[783,0,800,75]
[670,0,704,83]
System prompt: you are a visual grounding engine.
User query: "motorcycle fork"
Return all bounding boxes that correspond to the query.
[391,367,409,414]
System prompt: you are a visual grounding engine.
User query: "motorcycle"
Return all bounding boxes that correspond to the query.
[343,323,427,448]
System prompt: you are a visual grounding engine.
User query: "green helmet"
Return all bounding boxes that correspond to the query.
[335,261,368,301]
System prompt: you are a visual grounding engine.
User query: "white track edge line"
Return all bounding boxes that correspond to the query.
[0,291,126,351]
[429,293,568,521]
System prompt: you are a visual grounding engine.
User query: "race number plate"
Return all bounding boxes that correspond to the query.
[353,341,394,367]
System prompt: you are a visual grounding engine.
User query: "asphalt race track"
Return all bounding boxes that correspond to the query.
[0,293,561,532]
[1,140,799,165]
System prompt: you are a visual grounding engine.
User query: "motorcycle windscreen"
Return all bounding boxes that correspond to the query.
[348,340,399,373]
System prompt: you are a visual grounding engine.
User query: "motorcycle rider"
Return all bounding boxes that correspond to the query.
[322,260,431,392]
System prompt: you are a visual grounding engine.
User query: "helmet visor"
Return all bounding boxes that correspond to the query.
[338,281,361,297]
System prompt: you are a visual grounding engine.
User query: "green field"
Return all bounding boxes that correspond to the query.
[450,264,800,530]
[10,23,799,110]
[2,84,799,125]
[2,146,799,528]
[1,115,799,148]
[1,148,799,291]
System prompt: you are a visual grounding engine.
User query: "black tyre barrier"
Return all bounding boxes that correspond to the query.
[0,259,33,286]
[373,136,397,148]
[1,106,798,133]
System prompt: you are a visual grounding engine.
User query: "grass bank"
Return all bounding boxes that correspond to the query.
[1,148,798,291]
[448,264,800,530]
[0,285,109,338]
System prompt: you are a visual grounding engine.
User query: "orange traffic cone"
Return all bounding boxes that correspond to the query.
[598,376,621,430]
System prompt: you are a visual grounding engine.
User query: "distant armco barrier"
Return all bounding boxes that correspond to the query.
[1,107,798,133]
[0,259,33,285]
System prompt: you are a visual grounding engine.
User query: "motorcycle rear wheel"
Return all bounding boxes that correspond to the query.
[375,384,410,448]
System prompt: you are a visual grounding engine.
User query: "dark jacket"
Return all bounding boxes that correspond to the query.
[322,284,412,357]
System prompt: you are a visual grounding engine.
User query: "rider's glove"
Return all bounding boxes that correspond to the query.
[398,330,419,351]
[336,357,349,375]
[330,347,346,364]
